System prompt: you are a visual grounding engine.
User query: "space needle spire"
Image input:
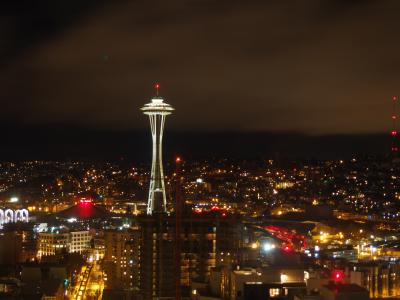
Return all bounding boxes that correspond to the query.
[141,84,174,215]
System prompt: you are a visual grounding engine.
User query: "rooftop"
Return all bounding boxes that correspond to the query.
[323,283,369,293]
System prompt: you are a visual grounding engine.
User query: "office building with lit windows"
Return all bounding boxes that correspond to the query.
[103,228,140,293]
[37,231,69,258]
[69,231,91,254]
[37,228,91,258]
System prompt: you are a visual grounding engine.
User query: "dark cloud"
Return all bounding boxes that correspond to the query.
[0,0,399,134]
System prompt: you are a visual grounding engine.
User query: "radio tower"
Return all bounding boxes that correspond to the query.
[391,96,398,153]
[174,156,183,300]
[141,84,174,215]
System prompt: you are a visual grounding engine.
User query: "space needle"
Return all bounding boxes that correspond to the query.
[141,84,174,215]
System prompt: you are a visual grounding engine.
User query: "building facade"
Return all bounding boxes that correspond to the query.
[37,229,91,258]
[138,213,242,300]
[103,228,140,293]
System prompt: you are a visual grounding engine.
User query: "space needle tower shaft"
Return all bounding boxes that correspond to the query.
[141,84,174,215]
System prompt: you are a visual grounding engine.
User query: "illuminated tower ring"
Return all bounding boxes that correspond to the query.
[141,84,174,215]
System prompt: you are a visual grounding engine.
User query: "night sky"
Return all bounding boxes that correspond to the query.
[0,0,399,159]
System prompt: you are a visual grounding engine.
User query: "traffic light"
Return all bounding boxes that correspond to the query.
[64,278,69,287]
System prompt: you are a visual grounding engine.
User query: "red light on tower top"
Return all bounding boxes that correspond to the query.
[176,156,182,163]
[393,96,398,101]
[155,83,160,96]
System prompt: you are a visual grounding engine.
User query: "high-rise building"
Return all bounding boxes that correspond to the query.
[141,85,174,215]
[103,228,140,293]
[137,213,242,300]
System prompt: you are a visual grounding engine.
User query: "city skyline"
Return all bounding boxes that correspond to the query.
[2,2,400,300]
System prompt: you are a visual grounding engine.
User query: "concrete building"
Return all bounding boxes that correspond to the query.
[349,261,400,298]
[209,265,307,300]
[243,282,306,300]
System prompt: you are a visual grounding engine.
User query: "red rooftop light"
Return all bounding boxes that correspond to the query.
[282,245,292,253]
[79,197,92,204]
[78,197,93,207]
[332,270,345,282]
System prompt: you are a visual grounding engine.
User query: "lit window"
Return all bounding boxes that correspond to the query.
[269,288,280,297]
